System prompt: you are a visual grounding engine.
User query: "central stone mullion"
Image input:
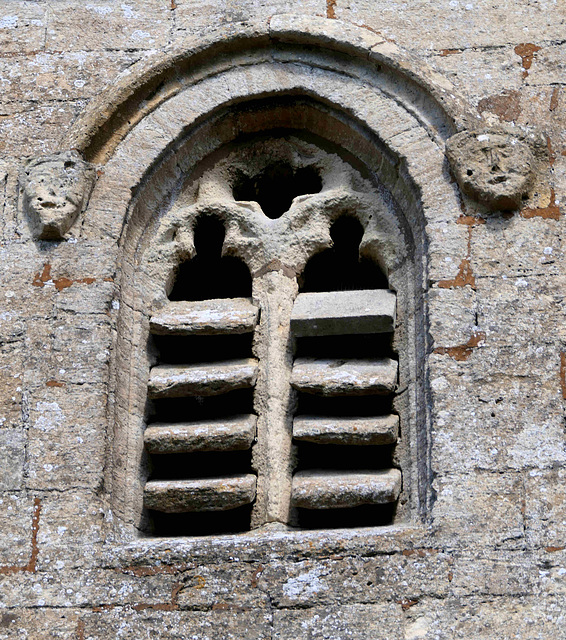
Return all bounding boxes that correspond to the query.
[251,271,298,528]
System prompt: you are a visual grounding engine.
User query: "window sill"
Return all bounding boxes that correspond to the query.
[108,523,431,569]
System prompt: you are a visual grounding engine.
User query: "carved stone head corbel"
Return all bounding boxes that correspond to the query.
[446,127,546,211]
[20,150,97,240]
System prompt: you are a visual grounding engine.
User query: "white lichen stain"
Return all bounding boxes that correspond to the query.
[86,4,113,16]
[282,567,327,599]
[0,16,18,29]
[34,401,64,432]
[405,616,431,640]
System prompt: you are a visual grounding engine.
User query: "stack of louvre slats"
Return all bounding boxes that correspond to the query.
[143,298,259,518]
[290,289,402,517]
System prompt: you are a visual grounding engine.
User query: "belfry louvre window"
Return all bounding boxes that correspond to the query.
[138,137,410,537]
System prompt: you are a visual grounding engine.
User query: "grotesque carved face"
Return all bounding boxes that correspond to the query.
[446,130,535,210]
[21,151,96,240]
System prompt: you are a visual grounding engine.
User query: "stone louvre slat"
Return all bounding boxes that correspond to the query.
[149,298,259,335]
[291,469,402,509]
[147,359,259,398]
[291,358,398,396]
[293,415,399,445]
[144,475,257,513]
[290,289,396,337]
[144,415,257,453]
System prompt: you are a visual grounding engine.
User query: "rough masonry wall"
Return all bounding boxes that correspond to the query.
[0,2,565,639]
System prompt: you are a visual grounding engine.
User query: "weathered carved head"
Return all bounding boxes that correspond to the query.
[446,129,536,210]
[21,150,96,240]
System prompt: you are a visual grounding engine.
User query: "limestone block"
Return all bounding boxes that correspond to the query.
[173,1,325,35]
[176,562,271,610]
[291,357,398,395]
[273,604,403,640]
[148,359,258,398]
[0,493,35,566]
[50,314,112,386]
[432,472,525,549]
[0,51,142,103]
[0,429,25,490]
[450,552,537,597]
[0,101,84,158]
[265,553,451,608]
[477,274,566,347]
[20,151,97,240]
[403,596,566,640]
[150,298,258,335]
[428,286,477,348]
[291,469,402,509]
[471,215,566,279]
[293,415,399,445]
[290,289,396,337]
[336,0,566,49]
[0,608,82,639]
[26,385,107,491]
[36,491,107,570]
[0,2,46,54]
[144,475,257,513]
[45,0,171,51]
[525,468,566,549]
[144,415,257,453]
[80,608,273,640]
[0,345,24,429]
[429,356,566,473]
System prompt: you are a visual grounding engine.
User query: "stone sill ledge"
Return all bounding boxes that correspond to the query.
[106,523,431,568]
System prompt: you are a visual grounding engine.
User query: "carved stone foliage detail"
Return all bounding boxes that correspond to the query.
[446,128,538,210]
[20,150,97,240]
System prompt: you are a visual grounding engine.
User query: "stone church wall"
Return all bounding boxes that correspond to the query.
[0,2,565,638]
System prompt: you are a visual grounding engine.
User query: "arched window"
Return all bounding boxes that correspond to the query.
[135,135,417,536]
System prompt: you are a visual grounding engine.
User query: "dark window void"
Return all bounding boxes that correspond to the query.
[300,216,388,292]
[296,503,397,530]
[295,392,394,418]
[295,333,395,360]
[147,389,255,424]
[233,162,322,219]
[294,443,395,473]
[169,216,252,301]
[151,333,254,365]
[149,505,253,538]
[149,450,253,481]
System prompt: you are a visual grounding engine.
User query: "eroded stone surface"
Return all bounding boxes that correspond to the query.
[144,415,257,453]
[291,358,398,395]
[293,415,399,445]
[150,298,258,335]
[292,469,402,508]
[445,128,537,210]
[147,359,258,398]
[19,150,97,239]
[143,475,257,512]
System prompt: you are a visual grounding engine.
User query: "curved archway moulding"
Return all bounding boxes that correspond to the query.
[68,15,478,537]
[63,15,481,165]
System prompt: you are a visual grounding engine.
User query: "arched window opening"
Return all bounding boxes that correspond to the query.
[299,216,389,293]
[169,215,252,301]
[291,215,400,530]
[144,215,258,537]
[128,132,419,538]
